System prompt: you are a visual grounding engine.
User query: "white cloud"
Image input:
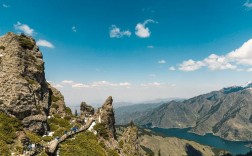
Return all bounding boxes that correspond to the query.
[141,82,161,87]
[204,54,237,70]
[72,26,77,32]
[3,4,10,8]
[53,84,63,88]
[14,22,34,36]
[169,66,176,71]
[179,59,205,71]
[158,60,166,64]
[244,0,252,10]
[72,83,89,88]
[135,19,157,38]
[37,39,54,48]
[109,25,131,38]
[62,80,74,84]
[91,81,131,87]
[177,39,252,72]
[226,39,252,65]
[147,45,154,48]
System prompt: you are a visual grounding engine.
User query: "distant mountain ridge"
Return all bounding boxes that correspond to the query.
[115,98,184,125]
[122,82,252,141]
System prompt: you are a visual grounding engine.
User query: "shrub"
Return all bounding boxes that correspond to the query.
[0,140,10,155]
[119,140,124,148]
[18,35,34,50]
[93,123,109,140]
[0,113,22,144]
[51,103,59,109]
[107,149,120,156]
[0,46,5,50]
[65,107,72,115]
[42,136,53,142]
[25,131,42,143]
[51,95,60,102]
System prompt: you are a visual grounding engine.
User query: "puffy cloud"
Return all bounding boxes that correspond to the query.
[226,39,252,65]
[169,66,176,71]
[158,60,166,64]
[72,26,77,32]
[204,54,237,70]
[36,39,54,48]
[244,0,252,10]
[135,19,157,38]
[109,25,131,38]
[14,22,34,36]
[179,59,205,71]
[177,39,252,72]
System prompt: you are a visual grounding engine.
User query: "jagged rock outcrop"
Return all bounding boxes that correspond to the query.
[80,102,94,117]
[95,96,117,139]
[48,84,66,116]
[136,83,252,141]
[0,32,50,135]
[119,125,144,156]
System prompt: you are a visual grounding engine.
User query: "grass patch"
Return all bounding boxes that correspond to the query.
[60,131,106,156]
[0,113,22,144]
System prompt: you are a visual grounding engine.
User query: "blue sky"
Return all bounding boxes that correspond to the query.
[1,0,252,107]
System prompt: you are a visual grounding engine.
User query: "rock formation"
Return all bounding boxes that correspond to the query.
[48,84,66,116]
[80,102,95,117]
[95,96,117,139]
[0,32,50,135]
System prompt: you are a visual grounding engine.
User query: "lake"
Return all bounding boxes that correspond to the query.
[149,127,251,155]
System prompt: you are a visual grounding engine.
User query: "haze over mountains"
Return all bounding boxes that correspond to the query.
[116,83,252,141]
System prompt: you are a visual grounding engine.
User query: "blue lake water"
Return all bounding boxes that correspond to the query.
[149,127,251,155]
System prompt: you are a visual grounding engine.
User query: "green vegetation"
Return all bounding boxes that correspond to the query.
[48,115,71,137]
[25,131,42,143]
[41,136,53,142]
[65,107,72,115]
[51,103,59,109]
[0,112,22,144]
[93,123,109,140]
[51,95,60,102]
[0,140,10,155]
[107,149,120,156]
[0,45,5,50]
[25,77,37,85]
[60,131,106,156]
[18,35,34,50]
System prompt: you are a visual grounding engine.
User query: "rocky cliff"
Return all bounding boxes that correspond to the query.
[0,32,52,135]
[135,83,252,141]
[95,96,117,139]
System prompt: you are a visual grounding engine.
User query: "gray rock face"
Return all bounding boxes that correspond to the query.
[0,32,50,135]
[136,84,252,141]
[95,96,117,139]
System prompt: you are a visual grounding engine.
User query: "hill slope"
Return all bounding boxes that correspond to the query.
[135,84,252,141]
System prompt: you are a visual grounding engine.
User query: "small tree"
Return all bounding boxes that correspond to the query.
[75,109,78,116]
